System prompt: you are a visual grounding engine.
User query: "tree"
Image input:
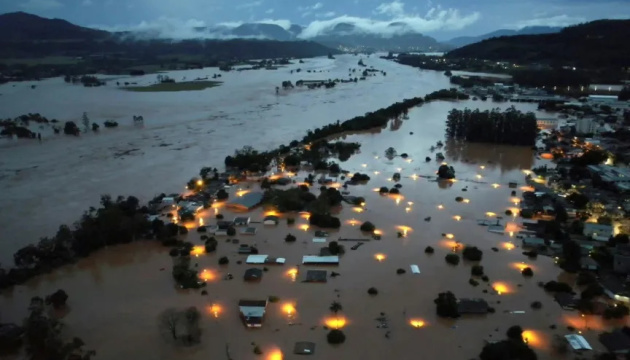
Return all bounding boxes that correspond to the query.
[471,265,484,276]
[360,221,376,232]
[462,246,483,261]
[385,147,397,160]
[437,164,455,179]
[285,234,296,242]
[561,239,581,272]
[567,192,589,209]
[434,291,459,318]
[506,326,523,342]
[159,308,179,341]
[81,112,90,132]
[445,254,460,265]
[45,289,68,309]
[327,329,346,344]
[63,121,79,136]
[329,301,342,315]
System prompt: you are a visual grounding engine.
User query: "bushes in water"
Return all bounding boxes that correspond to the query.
[218,256,229,265]
[543,281,573,293]
[445,254,460,265]
[285,234,297,242]
[462,246,483,261]
[367,287,378,295]
[425,246,434,254]
[360,221,376,232]
[434,291,459,318]
[471,265,484,276]
[309,213,341,229]
[327,329,346,344]
[521,267,534,277]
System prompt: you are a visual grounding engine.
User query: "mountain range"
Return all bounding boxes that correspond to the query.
[446,19,630,68]
[445,26,562,48]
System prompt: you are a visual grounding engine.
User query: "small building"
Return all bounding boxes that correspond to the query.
[487,225,504,234]
[304,270,327,283]
[583,223,614,242]
[581,256,599,271]
[554,293,577,310]
[246,255,286,265]
[302,255,339,265]
[457,298,489,315]
[565,334,592,351]
[599,328,630,354]
[226,192,264,211]
[293,342,316,355]
[522,237,546,248]
[240,227,257,235]
[238,300,268,328]
[238,244,258,254]
[599,276,630,303]
[217,220,234,229]
[263,215,279,225]
[244,268,263,281]
[233,216,251,226]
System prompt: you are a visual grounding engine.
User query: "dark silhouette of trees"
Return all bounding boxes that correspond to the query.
[445,107,537,146]
[63,121,79,136]
[434,291,459,318]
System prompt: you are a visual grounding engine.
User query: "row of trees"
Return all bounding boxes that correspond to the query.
[445,107,538,146]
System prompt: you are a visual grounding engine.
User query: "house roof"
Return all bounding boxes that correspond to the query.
[554,293,577,308]
[599,329,630,353]
[244,268,263,281]
[457,298,489,314]
[227,192,264,210]
[302,255,339,264]
[246,255,286,264]
[584,223,613,232]
[565,334,592,350]
[293,342,316,355]
[305,270,327,283]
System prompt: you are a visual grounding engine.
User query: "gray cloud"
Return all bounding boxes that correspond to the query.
[20,0,63,10]
[515,14,586,28]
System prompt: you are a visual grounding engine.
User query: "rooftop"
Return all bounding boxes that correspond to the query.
[226,191,264,210]
[457,298,489,314]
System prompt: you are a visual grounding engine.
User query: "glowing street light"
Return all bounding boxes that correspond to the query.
[375,253,386,262]
[437,204,444,210]
[453,215,462,221]
[409,319,425,328]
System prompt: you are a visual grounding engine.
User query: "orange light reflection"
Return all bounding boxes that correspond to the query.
[324,317,347,329]
[409,319,426,328]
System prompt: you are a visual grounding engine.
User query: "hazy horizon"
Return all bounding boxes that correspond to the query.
[1,0,629,41]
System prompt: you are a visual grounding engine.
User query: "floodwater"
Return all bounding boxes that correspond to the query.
[0,55,611,359]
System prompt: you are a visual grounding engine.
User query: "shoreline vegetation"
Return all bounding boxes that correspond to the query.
[124,80,222,92]
[445,107,538,146]
[0,87,470,291]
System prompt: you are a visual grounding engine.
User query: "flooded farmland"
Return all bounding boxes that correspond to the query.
[0,54,608,359]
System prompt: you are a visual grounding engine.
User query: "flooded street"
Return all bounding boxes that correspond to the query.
[0,55,608,359]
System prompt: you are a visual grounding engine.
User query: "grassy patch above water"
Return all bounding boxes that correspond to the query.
[124,81,222,92]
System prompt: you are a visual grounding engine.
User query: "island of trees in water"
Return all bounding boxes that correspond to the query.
[445,106,538,146]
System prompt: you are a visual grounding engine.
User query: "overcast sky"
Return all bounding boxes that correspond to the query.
[2,0,629,40]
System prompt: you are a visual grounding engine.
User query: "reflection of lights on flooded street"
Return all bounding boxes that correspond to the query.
[486,212,496,217]
[453,215,461,221]
[509,231,514,237]
[397,226,411,237]
[362,164,367,168]
[480,165,485,170]
[445,233,454,239]
[299,212,310,220]
[395,197,401,205]
[196,179,203,186]
[353,207,364,213]
[492,183,500,188]
[236,189,249,197]
[397,168,402,172]
[411,174,418,180]
[300,224,309,231]
[463,199,470,203]
[405,207,411,213]
[476,174,482,179]
[325,317,347,329]
[437,204,444,210]
[207,303,221,318]
[347,219,359,226]
[286,268,298,281]
[512,262,530,271]
[375,253,386,262]
[374,171,380,175]
[503,242,515,250]
[191,246,205,257]
[493,282,510,295]
[521,330,543,348]
[373,229,383,236]
[409,319,425,328]
[199,269,215,281]
[199,218,204,226]
[283,303,296,316]
[267,349,283,360]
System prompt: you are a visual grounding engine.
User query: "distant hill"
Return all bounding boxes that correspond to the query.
[0,12,109,41]
[309,22,447,52]
[445,26,562,48]
[445,20,630,68]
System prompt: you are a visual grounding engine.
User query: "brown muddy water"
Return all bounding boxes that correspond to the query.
[0,55,614,359]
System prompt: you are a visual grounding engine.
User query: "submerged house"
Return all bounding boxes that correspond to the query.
[246,255,286,265]
[226,192,264,211]
[584,223,614,242]
[457,298,489,315]
[263,215,279,225]
[302,256,339,265]
[238,300,268,328]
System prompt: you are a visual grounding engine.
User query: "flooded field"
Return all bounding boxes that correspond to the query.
[0,55,608,359]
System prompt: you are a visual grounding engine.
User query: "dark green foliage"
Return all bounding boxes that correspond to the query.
[262,188,317,212]
[204,237,218,252]
[103,120,118,128]
[445,107,537,146]
[389,188,400,194]
[287,218,295,225]
[462,246,483,261]
[378,187,389,194]
[445,254,460,265]
[328,241,344,255]
[455,196,463,202]
[367,287,378,295]
[469,278,480,286]
[612,234,630,245]
[309,214,341,229]
[566,193,589,209]
[471,265,484,276]
[45,289,68,309]
[425,246,434,254]
[506,326,524,342]
[434,291,459,318]
[216,214,224,219]
[360,221,376,232]
[216,189,229,200]
[576,271,597,286]
[396,268,406,274]
[572,149,608,166]
[327,329,346,344]
[218,256,229,265]
[285,234,296,242]
[561,240,581,272]
[424,88,470,101]
[581,283,604,300]
[543,281,573,293]
[479,339,537,360]
[63,121,80,135]
[603,304,630,319]
[531,301,542,309]
[226,227,236,236]
[437,164,456,179]
[521,267,533,277]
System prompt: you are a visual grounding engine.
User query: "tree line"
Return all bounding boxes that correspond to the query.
[445,106,538,146]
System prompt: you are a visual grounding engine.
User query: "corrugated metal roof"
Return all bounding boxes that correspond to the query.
[302,256,339,264]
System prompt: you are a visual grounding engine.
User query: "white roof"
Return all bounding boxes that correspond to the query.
[410,265,420,274]
[246,255,268,264]
[565,334,592,350]
[302,256,339,264]
[239,306,266,317]
[312,237,327,243]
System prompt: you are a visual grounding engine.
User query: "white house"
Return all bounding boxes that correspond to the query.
[583,223,613,242]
